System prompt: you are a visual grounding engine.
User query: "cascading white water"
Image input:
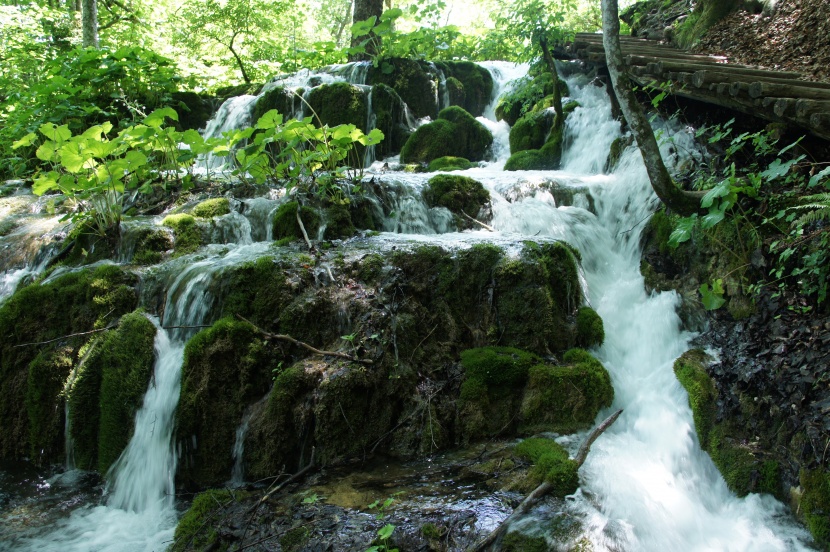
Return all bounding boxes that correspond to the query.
[481,70,814,551]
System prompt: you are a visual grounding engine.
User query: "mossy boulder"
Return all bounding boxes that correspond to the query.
[423,174,490,229]
[428,156,473,172]
[192,198,230,219]
[371,83,413,159]
[215,83,262,103]
[799,469,830,548]
[496,72,569,126]
[674,349,781,498]
[66,311,156,473]
[575,307,604,348]
[515,437,579,497]
[130,227,173,265]
[171,91,214,131]
[521,348,614,433]
[252,86,296,122]
[162,213,203,257]
[509,110,554,154]
[171,489,243,552]
[305,82,368,129]
[272,201,321,242]
[400,106,493,164]
[323,204,356,240]
[367,57,438,120]
[176,318,277,488]
[0,265,137,465]
[504,120,565,171]
[438,61,495,117]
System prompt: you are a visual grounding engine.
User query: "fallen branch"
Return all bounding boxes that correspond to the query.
[235,314,373,365]
[296,204,314,251]
[13,325,114,348]
[246,447,316,515]
[461,210,495,232]
[466,409,623,552]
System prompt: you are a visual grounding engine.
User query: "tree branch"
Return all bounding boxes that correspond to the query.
[466,409,623,552]
[235,314,373,365]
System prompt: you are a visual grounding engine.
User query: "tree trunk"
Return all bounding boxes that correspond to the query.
[601,0,703,216]
[539,35,564,128]
[350,0,384,60]
[82,0,99,48]
[228,34,251,84]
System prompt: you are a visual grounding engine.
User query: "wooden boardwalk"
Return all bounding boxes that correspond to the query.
[555,33,830,141]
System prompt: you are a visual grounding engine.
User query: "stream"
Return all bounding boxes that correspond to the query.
[0,60,816,551]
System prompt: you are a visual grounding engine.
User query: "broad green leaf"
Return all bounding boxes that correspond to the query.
[699,280,726,310]
[701,205,726,229]
[378,524,395,540]
[761,155,805,181]
[39,123,71,142]
[85,139,118,158]
[59,142,94,173]
[124,150,148,171]
[701,177,732,209]
[668,215,696,248]
[35,141,58,162]
[144,107,179,128]
[12,133,38,150]
[808,166,830,188]
[181,129,205,147]
[256,109,283,129]
[32,172,60,195]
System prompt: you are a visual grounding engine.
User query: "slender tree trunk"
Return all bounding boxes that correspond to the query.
[539,34,564,127]
[350,0,384,60]
[228,34,251,84]
[82,0,99,48]
[601,0,703,216]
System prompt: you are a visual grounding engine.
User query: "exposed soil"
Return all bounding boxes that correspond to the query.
[694,0,830,82]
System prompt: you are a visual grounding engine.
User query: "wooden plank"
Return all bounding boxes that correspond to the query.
[692,70,830,90]
[774,98,796,117]
[729,82,751,97]
[749,82,830,101]
[796,99,830,119]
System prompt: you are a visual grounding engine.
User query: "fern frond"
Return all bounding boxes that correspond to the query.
[794,209,830,227]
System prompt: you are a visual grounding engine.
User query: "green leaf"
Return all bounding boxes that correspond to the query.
[761,155,804,181]
[39,123,72,143]
[59,142,93,173]
[378,524,395,540]
[668,215,696,248]
[700,280,726,310]
[144,107,179,128]
[256,109,283,130]
[12,133,38,150]
[32,172,60,195]
[124,150,148,171]
[35,141,58,163]
[808,166,830,188]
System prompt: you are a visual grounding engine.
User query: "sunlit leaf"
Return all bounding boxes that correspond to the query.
[12,133,38,150]
[144,107,179,128]
[32,172,59,195]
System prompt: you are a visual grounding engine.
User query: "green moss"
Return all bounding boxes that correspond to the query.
[90,312,156,474]
[280,526,310,551]
[424,174,490,227]
[252,86,295,122]
[400,106,493,164]
[446,76,465,108]
[421,523,443,539]
[171,489,238,552]
[707,423,757,496]
[162,213,202,257]
[0,265,137,464]
[220,255,298,327]
[171,91,214,132]
[503,532,549,552]
[272,201,321,242]
[673,349,716,445]
[306,82,368,129]
[440,61,494,117]
[177,317,276,488]
[461,347,541,389]
[428,156,473,172]
[371,83,412,158]
[192,198,230,219]
[514,437,579,497]
[215,83,261,102]
[132,228,172,265]
[521,349,614,433]
[368,57,437,119]
[509,111,554,154]
[357,253,385,282]
[800,469,830,547]
[575,307,604,348]
[323,204,356,240]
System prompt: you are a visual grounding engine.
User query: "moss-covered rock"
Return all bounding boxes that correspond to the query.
[305,82,368,129]
[252,86,297,123]
[423,174,490,229]
[130,227,173,265]
[439,61,495,117]
[192,198,230,219]
[171,489,242,552]
[400,106,493,164]
[674,349,780,498]
[371,83,412,159]
[575,307,604,348]
[171,91,215,131]
[504,119,565,171]
[800,468,830,548]
[162,213,203,257]
[177,318,277,488]
[215,83,262,103]
[0,265,137,465]
[272,201,321,242]
[64,311,157,473]
[427,156,473,172]
[521,349,614,433]
[323,204,356,240]
[502,531,549,552]
[514,437,579,497]
[509,110,554,154]
[367,58,438,120]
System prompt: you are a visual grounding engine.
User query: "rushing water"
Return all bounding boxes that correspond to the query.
[0,60,817,551]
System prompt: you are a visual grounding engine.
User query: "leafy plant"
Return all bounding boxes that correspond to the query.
[365,496,399,552]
